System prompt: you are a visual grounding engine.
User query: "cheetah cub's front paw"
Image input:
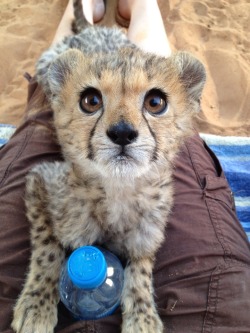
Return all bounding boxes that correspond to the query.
[122,311,163,333]
[11,293,57,333]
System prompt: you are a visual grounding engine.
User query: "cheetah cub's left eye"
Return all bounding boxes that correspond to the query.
[80,88,103,114]
[144,89,168,116]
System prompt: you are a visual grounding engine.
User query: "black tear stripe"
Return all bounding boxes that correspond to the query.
[142,114,158,162]
[87,114,103,160]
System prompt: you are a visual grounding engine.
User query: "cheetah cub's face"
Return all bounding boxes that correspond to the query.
[48,48,205,179]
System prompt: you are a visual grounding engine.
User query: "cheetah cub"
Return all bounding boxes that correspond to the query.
[12,1,206,332]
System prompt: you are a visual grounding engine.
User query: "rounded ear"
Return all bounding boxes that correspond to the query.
[48,49,84,96]
[173,52,206,101]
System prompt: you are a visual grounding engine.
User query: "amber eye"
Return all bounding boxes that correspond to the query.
[79,88,103,114]
[144,89,168,115]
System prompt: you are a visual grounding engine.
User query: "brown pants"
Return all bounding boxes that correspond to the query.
[1,79,250,333]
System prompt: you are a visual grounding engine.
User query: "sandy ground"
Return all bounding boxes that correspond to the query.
[0,0,249,135]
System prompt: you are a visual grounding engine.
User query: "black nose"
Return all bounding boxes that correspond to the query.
[107,121,138,146]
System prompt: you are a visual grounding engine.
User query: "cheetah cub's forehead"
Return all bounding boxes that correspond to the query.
[48,48,206,179]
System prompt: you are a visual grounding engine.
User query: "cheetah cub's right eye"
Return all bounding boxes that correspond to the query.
[144,89,168,116]
[80,88,103,114]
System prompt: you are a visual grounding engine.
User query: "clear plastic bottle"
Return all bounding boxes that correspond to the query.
[59,246,124,320]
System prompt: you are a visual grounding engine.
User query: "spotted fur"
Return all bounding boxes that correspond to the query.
[12,1,206,333]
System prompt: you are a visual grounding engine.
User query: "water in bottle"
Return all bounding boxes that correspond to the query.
[59,246,124,320]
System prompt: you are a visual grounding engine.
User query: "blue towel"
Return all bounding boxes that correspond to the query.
[200,133,250,241]
[0,124,16,147]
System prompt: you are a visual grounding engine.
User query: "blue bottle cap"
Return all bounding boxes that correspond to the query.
[67,246,107,289]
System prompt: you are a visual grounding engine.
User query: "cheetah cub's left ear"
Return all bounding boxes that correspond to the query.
[48,49,84,96]
[173,52,206,102]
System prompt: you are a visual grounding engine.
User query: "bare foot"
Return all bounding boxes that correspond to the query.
[118,0,172,57]
[83,0,105,24]
[117,0,132,20]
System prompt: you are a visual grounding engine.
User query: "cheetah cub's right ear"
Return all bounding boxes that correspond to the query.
[48,49,84,97]
[173,52,206,103]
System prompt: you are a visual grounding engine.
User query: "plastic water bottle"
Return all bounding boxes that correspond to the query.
[59,246,124,320]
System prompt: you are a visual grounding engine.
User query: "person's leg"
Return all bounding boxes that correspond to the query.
[0,80,63,332]
[0,1,105,330]
[118,0,172,57]
[113,3,250,331]
[0,1,110,331]
[153,134,250,332]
